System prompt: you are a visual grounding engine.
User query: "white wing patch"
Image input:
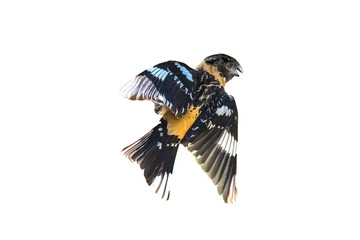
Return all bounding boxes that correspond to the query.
[217,131,237,157]
[121,75,160,101]
[215,105,233,116]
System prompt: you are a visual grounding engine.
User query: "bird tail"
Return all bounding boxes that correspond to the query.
[122,118,180,200]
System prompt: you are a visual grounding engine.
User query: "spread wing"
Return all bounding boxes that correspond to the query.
[121,61,199,118]
[182,91,238,203]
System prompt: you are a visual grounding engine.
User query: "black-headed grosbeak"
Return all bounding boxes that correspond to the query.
[121,54,243,203]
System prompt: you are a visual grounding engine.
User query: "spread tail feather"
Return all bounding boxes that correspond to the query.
[122,119,180,199]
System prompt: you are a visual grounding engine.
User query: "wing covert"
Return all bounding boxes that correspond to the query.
[121,61,199,118]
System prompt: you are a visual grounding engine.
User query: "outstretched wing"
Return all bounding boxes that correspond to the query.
[121,61,199,118]
[182,91,238,203]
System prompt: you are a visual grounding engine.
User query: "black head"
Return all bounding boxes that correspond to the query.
[204,54,243,81]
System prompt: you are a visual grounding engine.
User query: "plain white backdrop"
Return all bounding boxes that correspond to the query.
[1,0,359,239]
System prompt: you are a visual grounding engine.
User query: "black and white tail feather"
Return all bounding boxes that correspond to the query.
[122,119,180,200]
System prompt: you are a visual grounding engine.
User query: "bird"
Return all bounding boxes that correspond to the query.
[121,54,243,203]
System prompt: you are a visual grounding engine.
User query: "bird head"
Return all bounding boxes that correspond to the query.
[204,54,243,82]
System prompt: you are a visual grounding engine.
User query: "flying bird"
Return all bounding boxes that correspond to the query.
[121,54,243,203]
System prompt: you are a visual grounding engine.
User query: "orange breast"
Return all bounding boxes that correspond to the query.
[196,61,226,87]
[163,106,200,139]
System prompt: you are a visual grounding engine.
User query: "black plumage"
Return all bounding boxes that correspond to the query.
[121,54,242,203]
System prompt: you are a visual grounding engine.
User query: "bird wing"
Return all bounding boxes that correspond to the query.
[182,91,238,203]
[121,61,199,118]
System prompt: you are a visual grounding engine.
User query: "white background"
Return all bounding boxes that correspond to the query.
[1,0,359,239]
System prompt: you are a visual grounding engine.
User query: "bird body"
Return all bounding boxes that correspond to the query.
[163,105,200,139]
[121,54,243,203]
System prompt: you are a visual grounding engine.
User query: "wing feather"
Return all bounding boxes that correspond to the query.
[121,61,199,118]
[182,91,238,203]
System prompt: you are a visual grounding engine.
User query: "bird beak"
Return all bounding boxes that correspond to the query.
[232,64,243,77]
[237,64,243,74]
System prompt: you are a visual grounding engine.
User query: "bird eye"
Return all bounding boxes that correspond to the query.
[226,62,234,70]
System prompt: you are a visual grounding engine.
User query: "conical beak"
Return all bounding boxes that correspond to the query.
[232,64,243,77]
[237,64,243,74]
